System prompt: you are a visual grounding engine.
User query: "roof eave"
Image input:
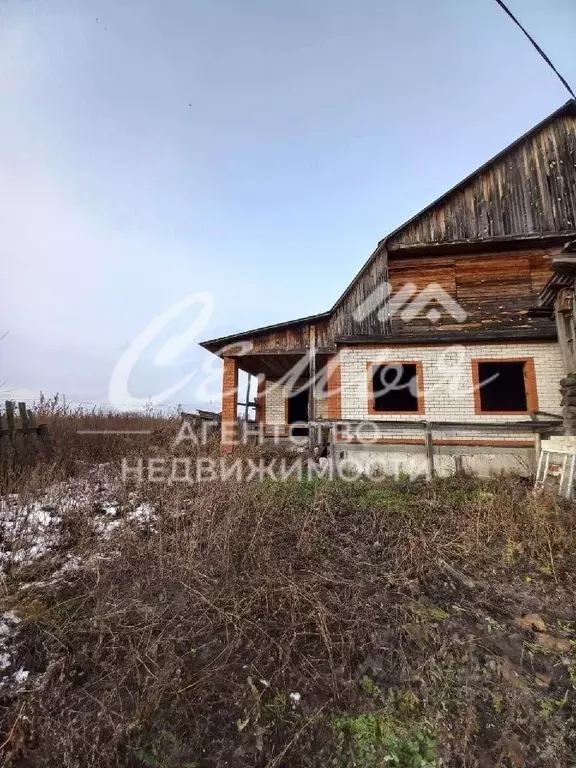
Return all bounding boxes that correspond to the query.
[199,310,331,354]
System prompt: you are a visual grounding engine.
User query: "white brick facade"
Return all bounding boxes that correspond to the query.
[338,341,563,442]
[265,383,287,425]
[261,342,563,444]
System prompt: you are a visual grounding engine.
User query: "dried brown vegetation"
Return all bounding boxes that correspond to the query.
[1,395,179,495]
[1,410,576,767]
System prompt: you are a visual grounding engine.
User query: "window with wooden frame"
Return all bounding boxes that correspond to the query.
[472,358,538,415]
[367,361,425,415]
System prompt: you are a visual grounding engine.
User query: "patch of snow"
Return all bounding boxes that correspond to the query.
[128,503,155,524]
[94,517,122,537]
[0,497,63,570]
[126,503,156,523]
[1,473,157,573]
[1,469,157,587]
[12,668,29,685]
[0,610,20,628]
[58,555,84,573]
[0,611,25,688]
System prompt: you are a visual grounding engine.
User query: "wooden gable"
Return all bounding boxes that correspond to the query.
[388,109,576,248]
[326,102,576,339]
[201,103,576,356]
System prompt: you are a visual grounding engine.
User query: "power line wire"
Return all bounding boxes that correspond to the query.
[493,0,575,100]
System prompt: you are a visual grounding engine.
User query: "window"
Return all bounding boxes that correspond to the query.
[368,361,424,414]
[472,358,538,414]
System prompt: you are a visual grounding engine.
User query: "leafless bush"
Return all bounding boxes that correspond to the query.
[1,396,179,494]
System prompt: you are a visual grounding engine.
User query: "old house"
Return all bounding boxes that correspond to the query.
[200,100,576,476]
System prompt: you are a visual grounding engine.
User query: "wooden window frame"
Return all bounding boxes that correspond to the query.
[471,357,538,416]
[367,361,425,416]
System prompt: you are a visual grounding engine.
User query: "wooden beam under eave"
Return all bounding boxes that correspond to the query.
[335,326,557,347]
[387,231,576,257]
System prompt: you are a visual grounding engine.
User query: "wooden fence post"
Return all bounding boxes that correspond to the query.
[425,421,435,481]
[0,410,8,458]
[5,401,15,442]
[0,400,51,466]
[17,402,29,426]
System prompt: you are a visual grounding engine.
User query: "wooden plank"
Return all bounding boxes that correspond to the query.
[5,401,15,440]
[243,375,251,422]
[316,417,560,431]
[388,232,576,255]
[0,411,6,459]
[18,402,29,428]
[308,324,317,454]
[18,402,38,453]
[389,266,456,297]
[529,253,553,292]
[456,255,530,281]
[555,307,576,375]
[425,421,434,481]
[335,326,557,345]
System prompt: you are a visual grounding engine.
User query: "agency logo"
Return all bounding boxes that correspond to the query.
[105,279,469,414]
[353,281,467,325]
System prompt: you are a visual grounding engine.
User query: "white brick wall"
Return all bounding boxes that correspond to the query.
[339,341,563,441]
[264,382,287,424]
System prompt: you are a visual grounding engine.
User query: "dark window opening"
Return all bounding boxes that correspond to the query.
[372,363,419,413]
[477,361,528,412]
[287,388,309,435]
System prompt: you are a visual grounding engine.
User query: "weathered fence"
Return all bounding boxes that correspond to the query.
[0,401,51,466]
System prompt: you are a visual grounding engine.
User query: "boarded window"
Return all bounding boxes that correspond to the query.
[369,363,422,414]
[475,360,530,413]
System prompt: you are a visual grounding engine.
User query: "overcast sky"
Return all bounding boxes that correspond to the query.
[1,0,575,410]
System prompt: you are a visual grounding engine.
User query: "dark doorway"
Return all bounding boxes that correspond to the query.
[287,388,309,436]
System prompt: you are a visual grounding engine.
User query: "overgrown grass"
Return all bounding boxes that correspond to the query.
[1,394,180,494]
[1,410,576,766]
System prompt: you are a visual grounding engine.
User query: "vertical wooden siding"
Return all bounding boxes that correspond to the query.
[388,116,576,247]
